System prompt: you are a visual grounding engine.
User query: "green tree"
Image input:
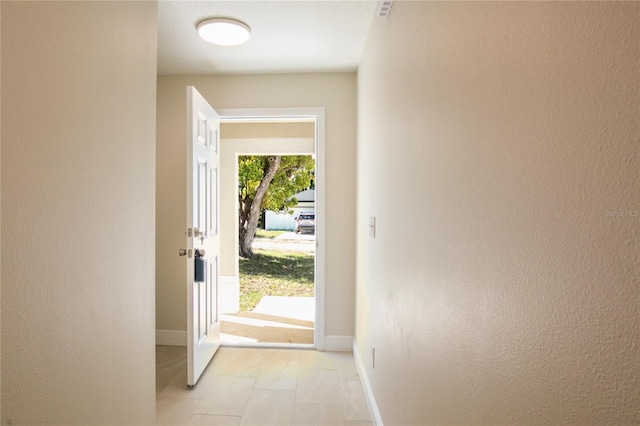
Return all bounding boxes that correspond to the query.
[238,155,315,258]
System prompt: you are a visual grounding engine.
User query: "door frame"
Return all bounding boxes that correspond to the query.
[218,107,326,350]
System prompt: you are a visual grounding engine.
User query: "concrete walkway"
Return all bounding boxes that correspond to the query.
[221,296,315,345]
[252,231,315,253]
[273,231,315,241]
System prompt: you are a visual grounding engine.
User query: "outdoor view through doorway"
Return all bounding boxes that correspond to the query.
[218,120,317,346]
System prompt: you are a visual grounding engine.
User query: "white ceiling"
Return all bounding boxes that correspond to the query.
[157,1,379,75]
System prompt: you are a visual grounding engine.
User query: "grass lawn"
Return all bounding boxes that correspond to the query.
[255,229,286,239]
[239,249,314,311]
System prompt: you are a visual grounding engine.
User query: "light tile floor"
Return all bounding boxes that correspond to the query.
[156,346,372,426]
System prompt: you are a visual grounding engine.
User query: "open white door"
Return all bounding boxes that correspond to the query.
[186,86,221,386]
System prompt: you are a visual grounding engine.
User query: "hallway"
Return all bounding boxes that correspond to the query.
[156,346,372,425]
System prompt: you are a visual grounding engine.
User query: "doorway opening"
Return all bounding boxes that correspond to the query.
[216,108,326,350]
[225,153,316,345]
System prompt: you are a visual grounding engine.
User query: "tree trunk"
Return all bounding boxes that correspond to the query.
[239,156,282,257]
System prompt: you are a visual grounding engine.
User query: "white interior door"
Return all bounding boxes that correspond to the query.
[186,86,221,386]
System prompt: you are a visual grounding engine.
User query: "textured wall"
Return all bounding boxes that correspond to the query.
[157,73,356,337]
[1,2,157,424]
[221,122,315,139]
[356,2,639,424]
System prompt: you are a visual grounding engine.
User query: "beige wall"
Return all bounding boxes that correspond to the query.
[157,73,356,337]
[221,122,315,139]
[356,2,639,425]
[1,2,157,424]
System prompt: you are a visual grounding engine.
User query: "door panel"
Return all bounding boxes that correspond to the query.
[187,86,221,386]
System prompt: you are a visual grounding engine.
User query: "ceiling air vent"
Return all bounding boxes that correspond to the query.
[377,0,393,17]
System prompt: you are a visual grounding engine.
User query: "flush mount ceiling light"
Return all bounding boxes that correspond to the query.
[197,18,251,46]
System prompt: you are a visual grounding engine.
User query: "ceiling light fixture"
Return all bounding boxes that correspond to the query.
[197,18,251,46]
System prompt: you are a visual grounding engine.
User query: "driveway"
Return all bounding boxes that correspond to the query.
[252,231,315,253]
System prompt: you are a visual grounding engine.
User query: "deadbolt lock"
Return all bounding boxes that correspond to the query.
[193,227,207,244]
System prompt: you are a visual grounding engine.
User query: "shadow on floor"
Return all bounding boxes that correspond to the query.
[221,311,314,344]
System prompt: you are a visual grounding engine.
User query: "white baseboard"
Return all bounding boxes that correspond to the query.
[323,335,353,352]
[353,339,383,426]
[156,329,187,346]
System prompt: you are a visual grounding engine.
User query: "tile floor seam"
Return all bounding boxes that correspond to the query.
[156,346,371,425]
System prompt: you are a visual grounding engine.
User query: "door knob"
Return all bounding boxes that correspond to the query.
[193,227,207,243]
[179,249,187,256]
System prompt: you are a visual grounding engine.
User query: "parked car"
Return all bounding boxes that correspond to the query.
[295,212,315,234]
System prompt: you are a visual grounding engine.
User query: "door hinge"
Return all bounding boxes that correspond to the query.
[187,228,193,237]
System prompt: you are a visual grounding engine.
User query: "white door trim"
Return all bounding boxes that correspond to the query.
[218,107,326,351]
